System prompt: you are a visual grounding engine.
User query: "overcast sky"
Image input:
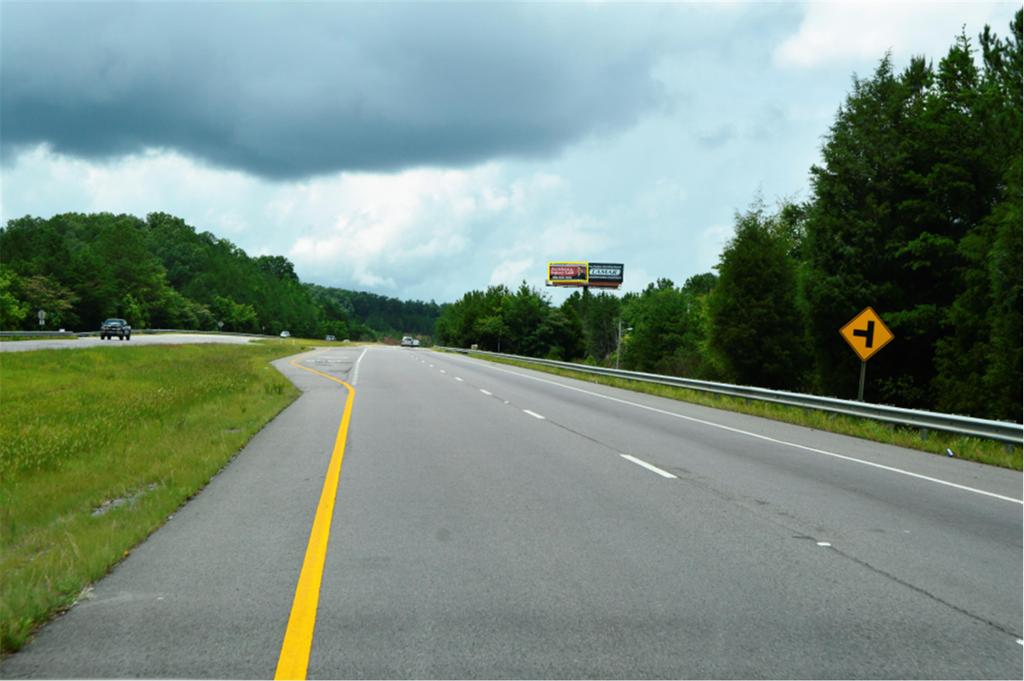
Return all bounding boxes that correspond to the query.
[2,1,1018,303]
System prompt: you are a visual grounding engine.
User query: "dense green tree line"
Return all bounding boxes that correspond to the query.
[0,212,440,341]
[437,16,1022,421]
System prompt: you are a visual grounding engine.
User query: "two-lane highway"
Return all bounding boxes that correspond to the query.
[2,346,1020,678]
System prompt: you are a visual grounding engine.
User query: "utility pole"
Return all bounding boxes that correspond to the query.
[615,318,632,370]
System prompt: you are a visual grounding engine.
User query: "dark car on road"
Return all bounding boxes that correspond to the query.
[100,318,132,340]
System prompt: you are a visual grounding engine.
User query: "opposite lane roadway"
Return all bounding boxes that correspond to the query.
[2,346,1020,678]
[0,332,265,352]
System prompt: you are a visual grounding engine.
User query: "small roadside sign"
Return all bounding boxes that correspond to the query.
[38,309,46,326]
[840,307,894,401]
[840,307,894,362]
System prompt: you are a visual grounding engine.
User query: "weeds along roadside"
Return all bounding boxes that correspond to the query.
[455,352,1022,471]
[0,342,325,655]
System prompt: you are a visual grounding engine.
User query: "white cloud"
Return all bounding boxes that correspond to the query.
[488,259,534,287]
[0,144,259,223]
[775,1,1014,69]
[540,215,611,258]
[280,164,531,290]
[697,223,733,273]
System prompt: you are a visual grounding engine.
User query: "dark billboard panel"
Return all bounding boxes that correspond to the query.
[587,262,624,287]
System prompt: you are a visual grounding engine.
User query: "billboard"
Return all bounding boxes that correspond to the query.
[587,262,624,287]
[547,262,624,288]
[547,262,589,285]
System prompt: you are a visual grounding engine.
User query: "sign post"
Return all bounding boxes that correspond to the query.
[857,361,867,402]
[37,309,46,327]
[839,307,894,401]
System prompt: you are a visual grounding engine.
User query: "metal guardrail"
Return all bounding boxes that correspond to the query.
[438,347,1023,445]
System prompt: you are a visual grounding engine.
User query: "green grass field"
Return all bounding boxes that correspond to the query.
[0,343,312,654]
[454,352,1021,471]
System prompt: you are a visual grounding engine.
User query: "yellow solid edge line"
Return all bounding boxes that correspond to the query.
[275,356,355,680]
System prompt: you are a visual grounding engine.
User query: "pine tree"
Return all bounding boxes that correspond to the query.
[710,203,809,390]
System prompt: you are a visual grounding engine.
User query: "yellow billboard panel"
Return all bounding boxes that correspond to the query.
[547,261,588,286]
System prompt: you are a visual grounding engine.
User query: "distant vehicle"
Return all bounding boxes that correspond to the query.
[325,335,336,341]
[280,330,291,338]
[412,338,421,347]
[100,318,131,340]
[401,336,414,347]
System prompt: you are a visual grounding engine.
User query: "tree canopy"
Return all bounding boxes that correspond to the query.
[0,212,441,342]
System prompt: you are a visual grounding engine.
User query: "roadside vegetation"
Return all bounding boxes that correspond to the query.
[0,343,317,654]
[437,17,1022,425]
[0,336,79,342]
[0,217,440,343]
[462,352,1021,471]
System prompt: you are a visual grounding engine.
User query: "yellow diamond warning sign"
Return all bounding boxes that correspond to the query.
[840,307,894,362]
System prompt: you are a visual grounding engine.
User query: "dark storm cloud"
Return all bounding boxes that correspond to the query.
[1,2,674,179]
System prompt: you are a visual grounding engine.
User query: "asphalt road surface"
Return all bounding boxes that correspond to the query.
[0,332,265,352]
[2,347,1021,679]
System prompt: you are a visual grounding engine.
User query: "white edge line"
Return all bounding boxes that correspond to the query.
[444,354,1022,505]
[523,409,545,420]
[621,454,677,479]
[440,369,446,374]
[479,389,492,396]
[454,377,464,382]
[349,347,368,386]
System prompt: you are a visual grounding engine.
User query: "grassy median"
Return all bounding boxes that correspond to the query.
[453,352,1021,471]
[0,343,311,654]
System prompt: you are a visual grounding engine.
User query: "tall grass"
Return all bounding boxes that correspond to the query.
[0,344,303,654]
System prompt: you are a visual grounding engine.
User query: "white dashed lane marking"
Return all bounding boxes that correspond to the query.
[620,454,677,479]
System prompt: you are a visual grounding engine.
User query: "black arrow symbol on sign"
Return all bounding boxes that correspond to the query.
[853,320,875,348]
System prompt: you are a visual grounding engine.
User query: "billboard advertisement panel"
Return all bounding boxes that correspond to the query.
[547,262,589,285]
[587,263,624,287]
